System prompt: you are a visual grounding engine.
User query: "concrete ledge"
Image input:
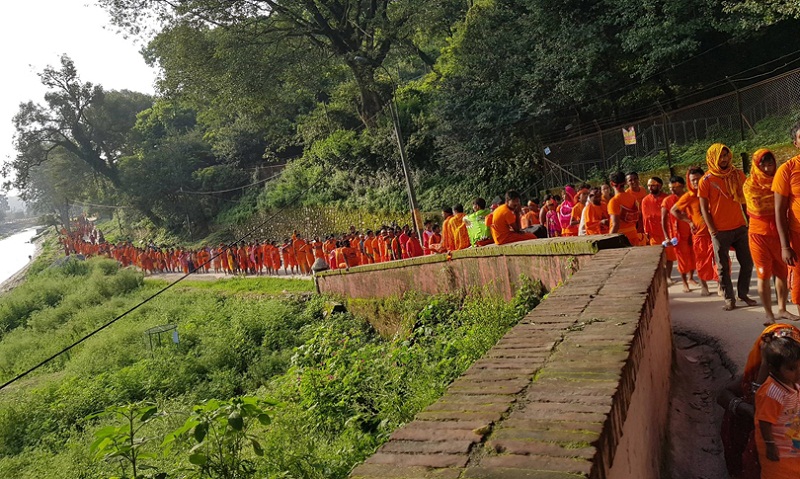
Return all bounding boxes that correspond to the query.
[349,246,671,479]
[317,235,629,277]
[316,235,629,300]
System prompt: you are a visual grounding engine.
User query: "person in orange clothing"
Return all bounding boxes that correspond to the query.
[699,143,755,311]
[440,207,455,252]
[281,240,296,274]
[312,237,325,260]
[626,172,648,212]
[641,177,669,247]
[608,171,646,246]
[292,234,310,274]
[582,188,609,235]
[270,241,282,273]
[774,122,800,315]
[527,200,541,226]
[744,149,798,324]
[754,337,800,479]
[450,204,471,251]
[406,231,424,258]
[426,224,443,254]
[491,190,539,245]
[672,166,718,297]
[335,240,360,269]
[570,188,589,235]
[662,176,696,293]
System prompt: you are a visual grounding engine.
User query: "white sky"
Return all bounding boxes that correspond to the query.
[1,0,157,193]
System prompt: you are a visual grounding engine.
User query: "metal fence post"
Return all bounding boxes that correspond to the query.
[594,120,606,170]
[656,102,675,177]
[727,77,746,142]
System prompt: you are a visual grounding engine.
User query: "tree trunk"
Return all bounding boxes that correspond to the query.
[347,61,389,129]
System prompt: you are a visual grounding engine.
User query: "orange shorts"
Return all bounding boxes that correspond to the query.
[749,233,787,280]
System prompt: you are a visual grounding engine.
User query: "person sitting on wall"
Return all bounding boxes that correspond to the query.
[491,190,539,245]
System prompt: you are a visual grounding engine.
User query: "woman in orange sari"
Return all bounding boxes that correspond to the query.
[743,149,799,324]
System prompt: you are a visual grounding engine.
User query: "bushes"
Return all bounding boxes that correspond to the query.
[0,264,544,478]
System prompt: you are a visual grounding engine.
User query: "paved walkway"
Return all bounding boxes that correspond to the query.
[669,257,779,372]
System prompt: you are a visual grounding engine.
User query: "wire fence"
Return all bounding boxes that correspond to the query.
[538,67,800,190]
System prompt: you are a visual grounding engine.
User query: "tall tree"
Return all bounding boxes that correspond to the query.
[7,56,153,192]
[101,0,433,128]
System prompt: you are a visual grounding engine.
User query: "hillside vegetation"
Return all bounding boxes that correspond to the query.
[0,257,543,478]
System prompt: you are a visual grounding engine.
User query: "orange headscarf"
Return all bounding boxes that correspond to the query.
[743,148,776,218]
[742,323,800,401]
[706,143,745,203]
[686,167,699,196]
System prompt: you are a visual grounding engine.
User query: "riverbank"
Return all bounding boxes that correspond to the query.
[0,229,48,295]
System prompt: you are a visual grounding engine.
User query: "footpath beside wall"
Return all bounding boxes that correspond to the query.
[315,235,629,300]
[346,245,670,479]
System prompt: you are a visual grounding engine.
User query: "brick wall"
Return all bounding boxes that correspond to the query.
[316,235,629,300]
[348,245,671,479]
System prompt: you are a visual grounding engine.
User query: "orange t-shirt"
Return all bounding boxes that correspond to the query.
[673,192,708,237]
[641,193,668,243]
[773,155,800,233]
[450,213,470,250]
[570,203,584,228]
[662,194,691,239]
[521,211,537,229]
[607,191,640,236]
[442,216,455,252]
[697,171,746,232]
[491,204,519,245]
[582,203,607,235]
[629,187,647,206]
[754,376,800,470]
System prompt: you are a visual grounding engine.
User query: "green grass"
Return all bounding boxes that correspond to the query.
[146,276,315,295]
[0,254,544,479]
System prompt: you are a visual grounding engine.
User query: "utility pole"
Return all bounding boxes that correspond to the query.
[656,102,675,177]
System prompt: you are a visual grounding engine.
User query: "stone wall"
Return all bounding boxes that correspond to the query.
[315,235,629,300]
[348,245,671,479]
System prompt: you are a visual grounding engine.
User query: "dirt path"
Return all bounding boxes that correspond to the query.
[665,332,732,478]
[665,259,766,479]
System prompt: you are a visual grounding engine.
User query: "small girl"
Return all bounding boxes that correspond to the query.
[756,336,800,478]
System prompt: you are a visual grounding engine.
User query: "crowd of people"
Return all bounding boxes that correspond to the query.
[60,122,800,323]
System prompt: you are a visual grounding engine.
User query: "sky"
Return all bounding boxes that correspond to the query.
[1,1,158,193]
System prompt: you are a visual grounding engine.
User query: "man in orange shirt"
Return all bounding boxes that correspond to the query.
[699,143,755,311]
[673,166,717,297]
[626,172,648,210]
[642,177,669,246]
[745,149,797,323]
[582,187,609,235]
[491,190,538,245]
[774,122,800,316]
[662,176,696,292]
[608,171,645,246]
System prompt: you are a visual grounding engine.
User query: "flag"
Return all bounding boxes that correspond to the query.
[622,126,637,145]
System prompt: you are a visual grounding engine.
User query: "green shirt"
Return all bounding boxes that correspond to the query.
[464,209,491,245]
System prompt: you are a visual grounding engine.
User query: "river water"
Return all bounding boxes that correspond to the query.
[0,227,39,284]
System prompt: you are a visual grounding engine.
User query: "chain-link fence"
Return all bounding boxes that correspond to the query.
[539,67,800,189]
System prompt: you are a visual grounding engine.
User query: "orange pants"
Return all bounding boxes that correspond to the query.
[790,230,800,304]
[675,235,695,274]
[750,232,787,281]
[694,234,718,282]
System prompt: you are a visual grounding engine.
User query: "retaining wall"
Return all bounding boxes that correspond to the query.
[315,235,630,300]
[341,244,671,479]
